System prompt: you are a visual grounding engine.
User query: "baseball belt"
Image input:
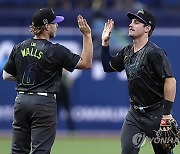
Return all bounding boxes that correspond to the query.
[18,91,56,99]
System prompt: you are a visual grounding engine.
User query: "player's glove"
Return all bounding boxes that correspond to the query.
[155,116,180,150]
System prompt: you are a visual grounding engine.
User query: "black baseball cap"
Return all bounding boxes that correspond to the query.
[127,9,155,30]
[32,7,64,27]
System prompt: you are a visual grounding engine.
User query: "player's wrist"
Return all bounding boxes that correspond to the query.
[83,32,92,37]
[163,99,173,115]
[102,40,109,46]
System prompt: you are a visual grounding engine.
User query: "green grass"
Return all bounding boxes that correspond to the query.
[0,136,180,154]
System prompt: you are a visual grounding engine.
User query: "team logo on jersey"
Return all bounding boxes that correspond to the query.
[31,42,36,47]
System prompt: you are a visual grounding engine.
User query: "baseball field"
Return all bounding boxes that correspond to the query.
[0,135,180,154]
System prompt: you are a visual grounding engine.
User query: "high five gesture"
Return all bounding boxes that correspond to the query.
[102,19,114,46]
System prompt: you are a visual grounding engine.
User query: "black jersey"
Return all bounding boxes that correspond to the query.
[4,38,81,93]
[110,41,174,106]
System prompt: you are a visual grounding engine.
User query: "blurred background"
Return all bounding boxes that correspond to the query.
[0,0,180,136]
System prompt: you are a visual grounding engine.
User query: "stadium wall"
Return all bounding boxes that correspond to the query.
[0,27,180,131]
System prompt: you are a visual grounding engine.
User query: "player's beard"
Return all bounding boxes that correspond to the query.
[49,31,56,38]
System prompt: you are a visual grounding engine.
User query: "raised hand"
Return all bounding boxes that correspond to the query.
[77,15,91,36]
[102,19,114,46]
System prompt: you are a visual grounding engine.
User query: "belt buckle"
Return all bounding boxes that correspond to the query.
[139,107,145,113]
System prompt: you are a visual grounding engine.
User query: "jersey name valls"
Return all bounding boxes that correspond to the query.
[21,48,43,59]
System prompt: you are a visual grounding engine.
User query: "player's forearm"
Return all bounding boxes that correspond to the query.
[101,46,114,72]
[164,77,176,102]
[163,77,176,115]
[80,33,93,69]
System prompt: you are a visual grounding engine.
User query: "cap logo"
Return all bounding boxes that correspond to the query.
[137,9,144,14]
[43,19,48,25]
[51,9,54,15]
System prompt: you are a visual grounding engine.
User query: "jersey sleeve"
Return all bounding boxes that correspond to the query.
[101,46,114,72]
[110,49,125,72]
[53,44,81,72]
[149,49,174,78]
[3,46,16,77]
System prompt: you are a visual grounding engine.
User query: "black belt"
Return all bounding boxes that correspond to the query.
[131,101,163,113]
[18,91,56,99]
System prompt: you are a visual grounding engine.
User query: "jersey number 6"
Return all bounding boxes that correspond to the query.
[22,63,37,85]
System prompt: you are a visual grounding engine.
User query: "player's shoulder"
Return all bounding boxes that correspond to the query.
[146,41,167,58]
[52,43,72,54]
[121,44,133,54]
[13,38,30,48]
[147,41,161,50]
[146,41,166,54]
[11,38,32,53]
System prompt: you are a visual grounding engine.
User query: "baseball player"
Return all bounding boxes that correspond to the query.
[3,7,93,154]
[101,9,176,154]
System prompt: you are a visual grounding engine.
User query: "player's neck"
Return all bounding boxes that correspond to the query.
[133,36,148,53]
[34,33,50,41]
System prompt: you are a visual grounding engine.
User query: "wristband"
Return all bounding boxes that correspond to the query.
[163,100,173,115]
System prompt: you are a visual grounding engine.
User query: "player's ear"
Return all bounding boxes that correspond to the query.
[44,24,49,31]
[145,25,151,33]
